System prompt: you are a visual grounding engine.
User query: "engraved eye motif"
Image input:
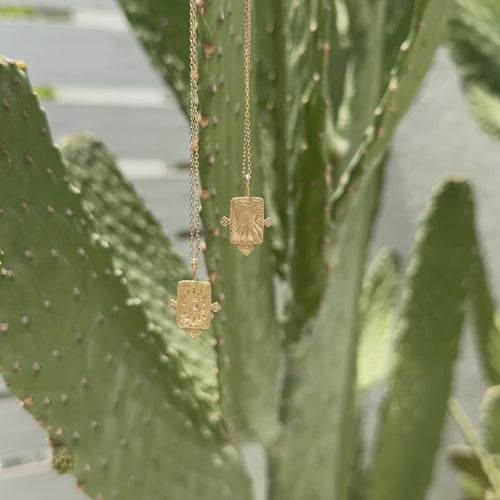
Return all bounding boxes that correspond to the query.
[177,284,211,329]
[169,281,220,339]
[180,298,208,327]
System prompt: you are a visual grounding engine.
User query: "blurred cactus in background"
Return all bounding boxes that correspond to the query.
[1,0,500,499]
[448,389,500,500]
[447,0,500,140]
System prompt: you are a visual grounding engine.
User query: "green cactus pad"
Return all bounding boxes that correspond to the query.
[60,134,220,414]
[338,0,415,172]
[347,409,367,500]
[447,0,500,139]
[252,0,288,273]
[0,56,251,500]
[449,443,500,500]
[120,0,283,443]
[383,0,418,79]
[196,0,283,444]
[449,445,489,483]
[281,0,338,338]
[449,398,500,498]
[366,178,475,500]
[469,242,500,385]
[116,0,456,445]
[334,0,454,210]
[461,476,492,500]
[272,163,384,500]
[357,248,400,391]
[481,385,500,455]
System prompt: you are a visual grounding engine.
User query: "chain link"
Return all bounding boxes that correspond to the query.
[242,0,252,184]
[189,0,201,279]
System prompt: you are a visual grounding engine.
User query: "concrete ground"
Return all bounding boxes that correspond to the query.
[1,1,499,499]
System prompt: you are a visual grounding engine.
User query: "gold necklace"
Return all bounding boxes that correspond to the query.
[220,0,272,256]
[168,0,221,339]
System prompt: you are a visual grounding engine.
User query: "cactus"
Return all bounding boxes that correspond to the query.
[449,391,500,500]
[357,249,400,391]
[0,57,251,500]
[60,134,219,407]
[120,0,454,446]
[366,179,474,500]
[469,239,500,386]
[2,0,500,499]
[447,0,500,139]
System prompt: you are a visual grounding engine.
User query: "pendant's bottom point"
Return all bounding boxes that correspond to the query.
[238,244,254,256]
[186,328,202,339]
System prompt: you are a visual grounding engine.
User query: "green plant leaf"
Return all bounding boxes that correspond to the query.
[447,0,500,139]
[0,56,252,500]
[357,248,400,391]
[367,178,475,500]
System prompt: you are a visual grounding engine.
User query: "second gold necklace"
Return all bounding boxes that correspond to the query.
[220,0,272,256]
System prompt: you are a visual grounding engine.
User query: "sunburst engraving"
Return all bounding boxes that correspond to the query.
[168,281,220,339]
[220,197,272,255]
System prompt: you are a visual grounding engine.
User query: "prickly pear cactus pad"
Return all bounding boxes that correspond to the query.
[0,57,251,499]
[61,134,219,413]
[121,0,284,443]
[334,0,454,207]
[448,396,500,499]
[367,179,475,500]
[447,0,500,139]
[272,161,384,500]
[118,0,457,447]
[481,385,500,455]
[195,0,283,443]
[469,241,500,385]
[357,248,400,391]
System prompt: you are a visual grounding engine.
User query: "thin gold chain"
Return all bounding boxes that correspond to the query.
[189,0,200,280]
[242,0,252,187]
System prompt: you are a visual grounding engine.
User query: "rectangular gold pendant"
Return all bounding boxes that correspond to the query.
[220,197,272,255]
[168,281,221,339]
[229,197,265,245]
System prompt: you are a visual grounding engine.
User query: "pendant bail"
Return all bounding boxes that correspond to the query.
[191,258,199,281]
[245,174,251,197]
